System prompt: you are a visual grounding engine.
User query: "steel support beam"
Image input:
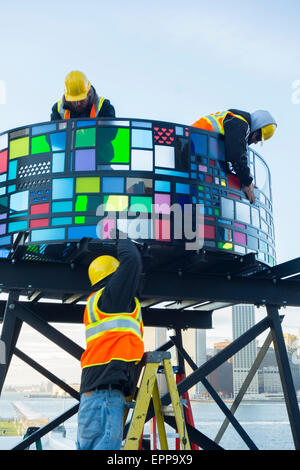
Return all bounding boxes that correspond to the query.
[266,305,300,449]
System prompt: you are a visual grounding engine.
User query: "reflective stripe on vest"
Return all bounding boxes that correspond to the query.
[195,111,248,135]
[57,96,105,120]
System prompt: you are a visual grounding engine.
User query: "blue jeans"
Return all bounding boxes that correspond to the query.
[76,388,125,450]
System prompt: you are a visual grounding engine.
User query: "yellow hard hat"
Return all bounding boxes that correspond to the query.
[261,124,276,141]
[64,71,91,102]
[88,255,120,286]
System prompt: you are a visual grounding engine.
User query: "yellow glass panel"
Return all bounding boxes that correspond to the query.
[104,195,128,212]
[9,137,30,159]
[76,177,100,193]
[221,179,226,186]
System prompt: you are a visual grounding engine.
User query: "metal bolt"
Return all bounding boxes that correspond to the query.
[9,304,15,310]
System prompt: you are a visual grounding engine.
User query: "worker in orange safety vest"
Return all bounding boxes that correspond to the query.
[77,237,144,450]
[51,71,115,121]
[192,109,277,204]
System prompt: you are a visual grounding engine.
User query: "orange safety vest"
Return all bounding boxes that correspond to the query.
[57,96,106,120]
[192,111,248,135]
[80,288,144,369]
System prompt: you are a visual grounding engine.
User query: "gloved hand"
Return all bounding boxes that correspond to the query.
[243,182,257,204]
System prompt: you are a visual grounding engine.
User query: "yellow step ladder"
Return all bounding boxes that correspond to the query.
[124,351,191,450]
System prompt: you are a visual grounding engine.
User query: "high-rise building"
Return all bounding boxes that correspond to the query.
[232,305,259,397]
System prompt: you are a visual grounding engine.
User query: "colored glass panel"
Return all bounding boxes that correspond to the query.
[75,149,96,171]
[218,241,233,250]
[198,165,207,172]
[31,227,65,242]
[76,120,96,127]
[236,201,250,224]
[131,121,152,128]
[52,216,72,226]
[32,123,56,136]
[0,133,8,151]
[155,145,175,168]
[233,231,247,245]
[204,225,216,239]
[102,177,124,193]
[176,183,190,194]
[190,133,207,155]
[30,203,49,215]
[102,218,115,239]
[75,216,85,224]
[131,129,153,149]
[154,194,171,214]
[154,180,170,193]
[209,137,225,160]
[131,149,153,171]
[50,132,66,152]
[104,195,128,211]
[31,135,50,154]
[9,137,29,159]
[251,207,260,227]
[8,161,17,180]
[0,224,6,235]
[10,191,29,212]
[155,218,171,241]
[52,178,73,200]
[52,201,73,213]
[227,174,240,190]
[97,128,130,164]
[221,197,234,219]
[0,150,8,173]
[155,169,189,178]
[8,220,28,232]
[76,177,100,193]
[68,225,97,239]
[217,227,232,241]
[75,195,102,212]
[153,127,174,145]
[130,196,152,213]
[30,219,49,228]
[75,127,96,148]
[175,137,189,171]
[53,152,65,173]
[127,178,153,194]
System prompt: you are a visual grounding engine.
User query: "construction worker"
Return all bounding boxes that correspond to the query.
[51,71,115,121]
[192,109,277,204]
[76,237,144,451]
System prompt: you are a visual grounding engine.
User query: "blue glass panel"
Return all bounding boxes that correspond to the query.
[0,188,5,196]
[131,129,153,149]
[32,123,56,136]
[131,121,152,128]
[0,236,10,246]
[155,169,189,178]
[52,201,73,213]
[52,178,73,200]
[102,177,124,193]
[209,137,225,160]
[52,216,72,226]
[50,132,66,151]
[175,126,184,136]
[52,152,65,173]
[31,227,65,242]
[10,211,27,218]
[0,174,7,183]
[76,120,96,127]
[191,172,197,179]
[8,161,17,180]
[0,248,10,257]
[68,225,97,239]
[8,185,16,193]
[154,180,170,192]
[176,183,190,194]
[10,191,29,212]
[190,133,207,155]
[191,163,197,170]
[8,220,28,233]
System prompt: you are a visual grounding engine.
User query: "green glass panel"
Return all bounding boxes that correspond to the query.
[198,185,204,190]
[130,196,152,213]
[217,241,233,250]
[97,128,130,164]
[9,137,29,159]
[75,195,88,212]
[75,216,85,224]
[214,208,220,216]
[31,135,50,154]
[76,177,100,193]
[75,128,96,148]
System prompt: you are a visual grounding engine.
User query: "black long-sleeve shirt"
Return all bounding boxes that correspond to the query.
[80,239,143,395]
[223,109,253,187]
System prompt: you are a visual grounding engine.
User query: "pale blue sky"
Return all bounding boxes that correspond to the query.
[1,1,300,385]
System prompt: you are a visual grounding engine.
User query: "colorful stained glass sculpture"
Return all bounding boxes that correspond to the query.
[97,128,130,164]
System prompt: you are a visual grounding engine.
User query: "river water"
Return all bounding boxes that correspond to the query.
[0,392,297,450]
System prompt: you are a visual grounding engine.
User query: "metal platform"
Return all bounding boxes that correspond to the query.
[1,245,300,450]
